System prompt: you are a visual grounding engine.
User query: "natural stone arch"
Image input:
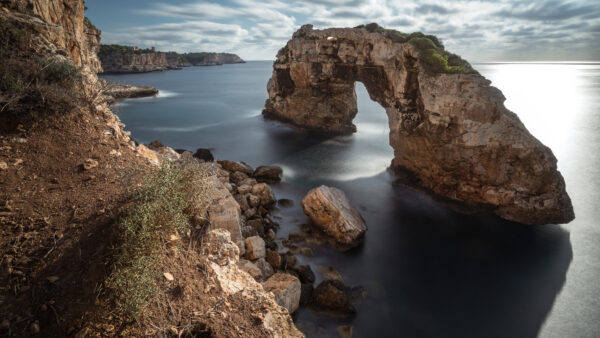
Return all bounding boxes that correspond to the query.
[263,24,574,225]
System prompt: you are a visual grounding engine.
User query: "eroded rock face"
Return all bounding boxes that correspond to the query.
[264,24,574,225]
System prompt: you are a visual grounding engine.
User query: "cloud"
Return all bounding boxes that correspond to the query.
[495,1,600,21]
[95,0,600,61]
[415,4,457,15]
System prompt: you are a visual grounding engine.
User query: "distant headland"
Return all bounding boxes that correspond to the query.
[98,44,245,74]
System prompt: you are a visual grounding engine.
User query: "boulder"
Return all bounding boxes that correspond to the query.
[311,279,356,316]
[248,194,261,208]
[255,258,275,280]
[193,148,214,162]
[252,183,276,207]
[301,185,366,247]
[148,140,164,149]
[263,273,301,313]
[239,259,262,281]
[219,160,253,175]
[293,265,315,284]
[206,177,245,255]
[253,165,283,183]
[278,198,294,207]
[237,184,253,195]
[266,249,281,270]
[231,171,249,185]
[245,236,266,260]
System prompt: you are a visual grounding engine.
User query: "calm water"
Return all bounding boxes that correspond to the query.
[101,62,600,337]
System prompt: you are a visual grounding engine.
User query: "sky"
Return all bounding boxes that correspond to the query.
[86,0,600,62]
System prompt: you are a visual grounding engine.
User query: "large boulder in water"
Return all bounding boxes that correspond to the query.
[301,185,366,247]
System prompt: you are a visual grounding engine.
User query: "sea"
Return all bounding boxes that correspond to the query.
[101,61,600,338]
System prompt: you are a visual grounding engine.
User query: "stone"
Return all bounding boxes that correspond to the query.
[81,158,98,170]
[193,148,214,162]
[163,272,174,281]
[240,177,258,186]
[104,83,158,100]
[245,236,266,260]
[239,259,263,281]
[278,199,294,207]
[237,184,253,195]
[136,144,160,165]
[317,266,344,282]
[311,279,356,316]
[266,228,276,241]
[253,165,283,183]
[252,183,276,207]
[206,176,245,255]
[255,258,275,280]
[301,185,367,247]
[157,146,180,162]
[46,276,60,283]
[148,140,164,149]
[266,249,281,270]
[245,207,257,219]
[248,194,261,208]
[231,171,249,185]
[0,161,7,170]
[263,24,574,225]
[201,229,240,265]
[234,194,249,211]
[293,265,315,284]
[263,273,301,313]
[219,160,253,175]
[246,219,264,235]
[241,225,258,238]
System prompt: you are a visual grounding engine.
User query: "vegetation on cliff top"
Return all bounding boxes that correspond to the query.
[355,23,478,75]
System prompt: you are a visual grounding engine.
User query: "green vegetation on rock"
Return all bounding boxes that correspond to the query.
[99,44,155,56]
[355,23,478,75]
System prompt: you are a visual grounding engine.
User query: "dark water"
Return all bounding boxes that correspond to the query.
[101,62,600,337]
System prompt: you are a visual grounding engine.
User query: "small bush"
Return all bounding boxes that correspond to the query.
[106,161,212,320]
[355,23,477,75]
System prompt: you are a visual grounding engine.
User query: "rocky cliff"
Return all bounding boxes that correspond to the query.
[0,1,300,336]
[99,46,244,73]
[264,24,574,225]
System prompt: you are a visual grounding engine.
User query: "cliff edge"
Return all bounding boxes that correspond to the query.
[263,24,574,225]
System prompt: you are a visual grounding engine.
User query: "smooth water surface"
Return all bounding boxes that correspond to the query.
[101,62,600,337]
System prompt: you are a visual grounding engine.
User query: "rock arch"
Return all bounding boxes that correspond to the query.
[263,25,574,225]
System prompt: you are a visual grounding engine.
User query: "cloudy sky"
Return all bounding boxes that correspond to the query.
[86,0,600,61]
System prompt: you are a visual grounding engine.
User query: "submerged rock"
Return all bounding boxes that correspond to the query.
[310,279,356,316]
[264,24,574,225]
[301,185,366,247]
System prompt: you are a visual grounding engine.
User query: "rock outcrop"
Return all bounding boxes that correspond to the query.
[302,185,367,248]
[103,82,158,101]
[264,24,574,225]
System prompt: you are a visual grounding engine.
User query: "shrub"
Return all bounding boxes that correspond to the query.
[106,161,212,320]
[355,23,477,75]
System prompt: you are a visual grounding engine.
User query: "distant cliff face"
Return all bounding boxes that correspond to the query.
[98,46,244,73]
[264,24,574,225]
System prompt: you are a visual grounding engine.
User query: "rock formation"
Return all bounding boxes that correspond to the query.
[98,45,245,73]
[103,82,158,101]
[264,24,574,225]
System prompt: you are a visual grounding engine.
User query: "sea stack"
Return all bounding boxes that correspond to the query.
[263,24,574,225]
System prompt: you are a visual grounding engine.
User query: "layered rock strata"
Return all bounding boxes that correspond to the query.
[264,24,574,225]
